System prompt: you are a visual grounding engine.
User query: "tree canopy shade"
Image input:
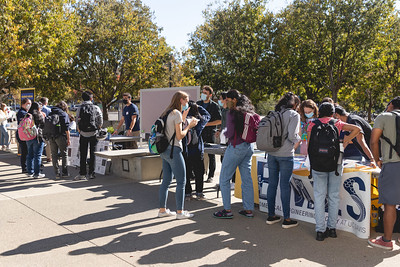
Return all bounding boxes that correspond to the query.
[0,0,78,96]
[67,0,171,119]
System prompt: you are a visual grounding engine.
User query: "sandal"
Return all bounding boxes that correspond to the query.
[213,209,233,219]
[239,210,254,218]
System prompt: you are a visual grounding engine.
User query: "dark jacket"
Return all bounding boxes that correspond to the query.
[196,100,221,139]
[50,107,70,135]
[183,105,210,157]
[31,111,45,142]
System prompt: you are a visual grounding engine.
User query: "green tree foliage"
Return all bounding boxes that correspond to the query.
[0,0,78,97]
[277,0,395,102]
[68,0,171,119]
[188,0,276,102]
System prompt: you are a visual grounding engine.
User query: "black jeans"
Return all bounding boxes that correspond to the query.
[185,153,205,195]
[50,135,68,175]
[79,135,98,175]
[202,128,216,178]
[17,135,28,172]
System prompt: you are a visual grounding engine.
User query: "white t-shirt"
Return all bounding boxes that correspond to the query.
[165,109,183,150]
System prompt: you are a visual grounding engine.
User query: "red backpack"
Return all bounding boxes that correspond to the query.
[242,112,261,143]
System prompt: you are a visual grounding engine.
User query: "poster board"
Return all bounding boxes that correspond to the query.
[140,86,200,135]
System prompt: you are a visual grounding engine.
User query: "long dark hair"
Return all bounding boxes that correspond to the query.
[188,100,200,119]
[28,102,41,115]
[226,89,255,136]
[275,92,300,112]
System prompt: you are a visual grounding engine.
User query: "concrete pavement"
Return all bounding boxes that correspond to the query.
[1,145,400,266]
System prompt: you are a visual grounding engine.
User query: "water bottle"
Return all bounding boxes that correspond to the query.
[338,142,344,165]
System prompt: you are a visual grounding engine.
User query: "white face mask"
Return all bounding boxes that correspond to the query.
[201,93,208,101]
[25,104,31,110]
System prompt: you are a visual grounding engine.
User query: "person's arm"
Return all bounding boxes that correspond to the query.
[66,130,70,146]
[205,103,222,127]
[96,107,103,128]
[113,117,124,134]
[127,115,137,134]
[287,113,301,144]
[370,128,383,168]
[341,123,361,148]
[355,133,377,167]
[206,120,221,127]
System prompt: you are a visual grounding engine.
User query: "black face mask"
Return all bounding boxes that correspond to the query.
[123,99,128,105]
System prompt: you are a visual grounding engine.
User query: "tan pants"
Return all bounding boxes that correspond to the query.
[126,130,140,149]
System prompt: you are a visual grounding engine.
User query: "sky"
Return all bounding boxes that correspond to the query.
[142,0,400,51]
[141,0,292,50]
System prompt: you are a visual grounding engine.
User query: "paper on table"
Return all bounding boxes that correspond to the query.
[220,128,227,144]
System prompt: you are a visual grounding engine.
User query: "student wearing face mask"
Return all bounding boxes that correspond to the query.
[113,92,140,148]
[16,98,32,173]
[196,86,221,183]
[295,99,318,155]
[158,91,198,220]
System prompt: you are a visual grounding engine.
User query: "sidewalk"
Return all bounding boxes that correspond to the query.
[0,145,400,267]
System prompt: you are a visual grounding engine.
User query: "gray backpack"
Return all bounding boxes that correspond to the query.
[256,110,288,152]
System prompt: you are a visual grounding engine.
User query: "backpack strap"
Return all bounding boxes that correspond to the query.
[163,109,176,159]
[328,119,340,176]
[381,111,400,159]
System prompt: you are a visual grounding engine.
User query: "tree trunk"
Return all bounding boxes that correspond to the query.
[102,104,108,121]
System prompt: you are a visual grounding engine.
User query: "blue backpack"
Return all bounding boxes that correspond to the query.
[148,110,175,158]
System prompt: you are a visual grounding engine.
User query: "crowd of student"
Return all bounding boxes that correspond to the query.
[1,87,399,248]
[157,87,400,249]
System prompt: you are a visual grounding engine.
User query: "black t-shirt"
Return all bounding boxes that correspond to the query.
[345,114,372,159]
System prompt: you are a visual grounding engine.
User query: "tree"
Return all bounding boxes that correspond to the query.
[0,0,78,96]
[277,0,395,102]
[188,0,276,102]
[68,0,171,120]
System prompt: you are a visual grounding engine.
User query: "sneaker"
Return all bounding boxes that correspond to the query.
[4,147,11,152]
[282,219,298,229]
[325,228,337,238]
[368,236,393,250]
[73,174,87,181]
[206,177,214,183]
[88,173,96,179]
[26,173,34,178]
[55,172,61,179]
[316,231,326,241]
[196,193,206,200]
[239,210,254,218]
[158,209,176,218]
[397,237,400,246]
[213,209,233,219]
[266,216,281,225]
[33,173,45,179]
[176,210,194,220]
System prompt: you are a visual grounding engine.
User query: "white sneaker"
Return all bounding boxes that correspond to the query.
[158,209,176,218]
[33,173,45,179]
[73,174,87,181]
[26,173,34,178]
[176,210,194,220]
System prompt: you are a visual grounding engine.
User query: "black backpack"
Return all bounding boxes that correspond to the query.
[43,113,61,140]
[149,109,175,158]
[308,119,340,177]
[78,103,97,132]
[380,111,400,159]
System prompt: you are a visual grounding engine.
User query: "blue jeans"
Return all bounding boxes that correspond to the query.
[219,142,254,211]
[26,139,44,175]
[267,155,294,219]
[159,145,186,211]
[0,124,9,146]
[312,164,343,232]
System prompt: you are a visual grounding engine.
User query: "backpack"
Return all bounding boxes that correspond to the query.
[78,103,97,132]
[17,113,37,141]
[380,111,400,159]
[256,110,287,152]
[308,119,340,175]
[43,113,61,140]
[148,110,175,158]
[242,112,261,143]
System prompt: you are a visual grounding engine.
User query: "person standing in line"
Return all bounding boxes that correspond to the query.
[158,91,198,220]
[48,101,71,178]
[266,92,301,228]
[295,99,318,155]
[197,86,221,183]
[213,89,255,219]
[368,97,400,250]
[39,97,52,163]
[26,102,45,178]
[113,93,140,148]
[75,91,103,181]
[307,102,361,241]
[0,103,11,151]
[16,98,32,173]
